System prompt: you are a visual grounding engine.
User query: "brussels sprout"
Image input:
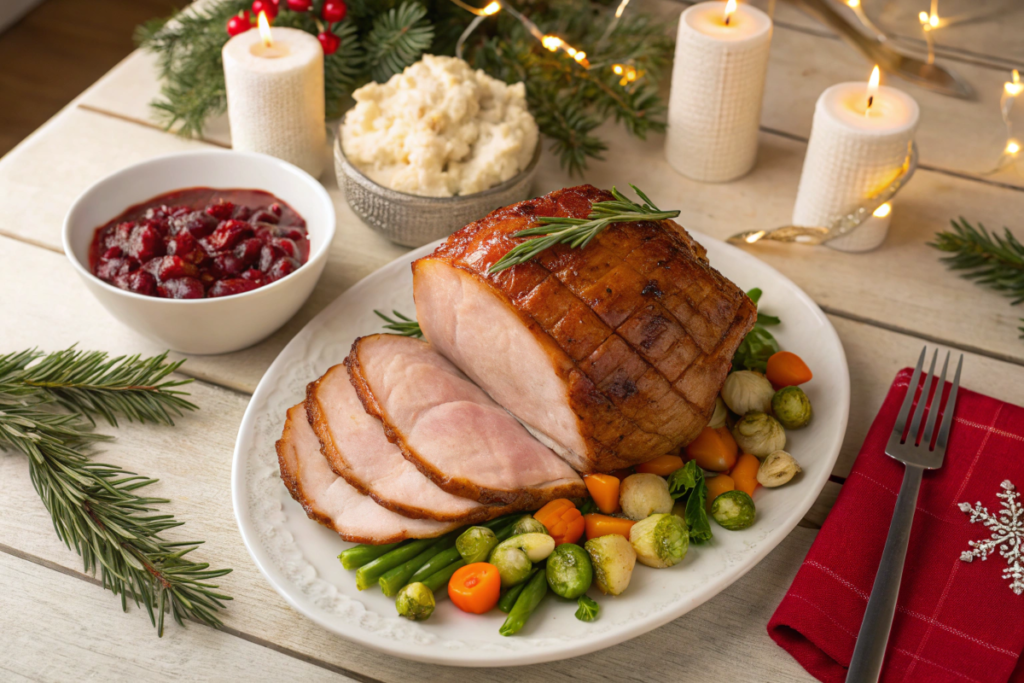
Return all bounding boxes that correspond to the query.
[721,371,774,416]
[395,582,435,621]
[629,513,689,568]
[757,450,801,487]
[620,473,674,521]
[708,396,729,429]
[489,533,556,587]
[772,386,813,429]
[711,490,756,530]
[456,526,498,564]
[731,411,786,458]
[584,533,637,596]
[510,515,549,536]
[546,544,594,599]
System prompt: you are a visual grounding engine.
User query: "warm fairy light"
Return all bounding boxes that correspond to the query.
[450,0,501,16]
[918,11,929,25]
[724,0,737,26]
[482,1,501,16]
[929,12,939,27]
[873,203,891,218]
[614,0,631,19]
[1006,70,1023,97]
[257,10,273,47]
[542,34,562,51]
[612,63,639,85]
[574,51,587,63]
[745,230,766,244]
[866,65,880,114]
[918,10,938,29]
[847,0,859,6]
[1007,139,1021,155]
[613,64,624,75]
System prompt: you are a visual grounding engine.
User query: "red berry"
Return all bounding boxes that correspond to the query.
[227,11,253,36]
[321,0,346,23]
[209,278,259,298]
[252,0,278,19]
[318,31,340,55]
[286,0,312,10]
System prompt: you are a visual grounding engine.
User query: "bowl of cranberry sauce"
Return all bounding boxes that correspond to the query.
[89,188,310,299]
[64,150,335,355]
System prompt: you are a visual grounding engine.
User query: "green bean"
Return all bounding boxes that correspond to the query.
[497,568,538,613]
[338,542,402,570]
[409,546,461,584]
[499,568,548,636]
[379,544,444,597]
[355,539,434,590]
[421,559,466,592]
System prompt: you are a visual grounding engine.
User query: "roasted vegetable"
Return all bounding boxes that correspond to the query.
[711,490,756,530]
[583,513,636,540]
[585,533,637,595]
[730,452,760,497]
[448,562,501,614]
[497,569,538,612]
[629,513,689,568]
[546,543,594,599]
[499,568,549,636]
[575,595,600,622]
[772,386,813,429]
[456,526,499,564]
[758,450,802,487]
[534,499,586,545]
[721,370,774,415]
[355,538,435,591]
[620,473,674,520]
[509,515,549,536]
[339,542,401,570]
[731,411,786,458]
[685,426,738,472]
[490,533,555,587]
[636,454,685,476]
[766,351,813,387]
[583,474,621,514]
[396,582,435,621]
[708,396,728,429]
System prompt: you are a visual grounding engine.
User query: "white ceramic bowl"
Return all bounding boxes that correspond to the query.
[63,150,335,355]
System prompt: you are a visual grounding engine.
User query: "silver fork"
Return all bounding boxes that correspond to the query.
[846,347,964,683]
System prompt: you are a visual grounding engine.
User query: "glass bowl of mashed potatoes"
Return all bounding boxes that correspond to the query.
[335,55,541,247]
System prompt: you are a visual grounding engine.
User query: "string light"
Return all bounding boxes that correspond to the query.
[987,70,1024,175]
[1006,139,1021,156]
[918,4,940,65]
[873,203,891,218]
[453,0,590,68]
[611,63,641,86]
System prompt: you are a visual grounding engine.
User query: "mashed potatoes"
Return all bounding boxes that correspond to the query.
[341,55,538,197]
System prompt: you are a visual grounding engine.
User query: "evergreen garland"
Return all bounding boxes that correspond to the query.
[137,0,674,173]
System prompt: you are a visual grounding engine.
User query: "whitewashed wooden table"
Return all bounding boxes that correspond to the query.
[3,1,1024,680]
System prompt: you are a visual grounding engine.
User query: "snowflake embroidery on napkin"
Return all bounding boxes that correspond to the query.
[959,480,1024,595]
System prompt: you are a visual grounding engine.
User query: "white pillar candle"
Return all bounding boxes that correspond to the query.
[223,25,326,177]
[665,1,773,183]
[792,79,919,252]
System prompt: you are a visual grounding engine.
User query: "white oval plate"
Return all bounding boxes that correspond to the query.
[231,232,850,667]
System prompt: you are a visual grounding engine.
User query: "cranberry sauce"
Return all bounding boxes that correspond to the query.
[88,187,310,299]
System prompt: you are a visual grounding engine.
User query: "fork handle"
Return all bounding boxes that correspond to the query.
[846,464,924,683]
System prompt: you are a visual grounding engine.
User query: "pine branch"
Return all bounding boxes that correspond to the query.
[364,2,435,83]
[930,217,1024,337]
[489,185,679,273]
[0,349,230,635]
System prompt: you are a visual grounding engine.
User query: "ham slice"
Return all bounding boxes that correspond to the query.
[413,184,756,473]
[347,334,587,507]
[306,364,514,523]
[276,404,457,544]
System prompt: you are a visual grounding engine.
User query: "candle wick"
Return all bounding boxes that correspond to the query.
[724,14,731,25]
[866,95,874,112]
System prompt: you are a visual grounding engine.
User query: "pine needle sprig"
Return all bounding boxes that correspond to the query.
[364,2,435,83]
[0,348,230,635]
[488,185,680,273]
[374,309,423,337]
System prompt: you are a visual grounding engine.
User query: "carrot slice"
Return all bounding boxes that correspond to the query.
[686,427,738,472]
[731,453,761,497]
[766,351,813,388]
[636,454,686,477]
[534,499,585,545]
[449,562,501,614]
[705,474,736,510]
[584,474,621,514]
[584,513,636,540]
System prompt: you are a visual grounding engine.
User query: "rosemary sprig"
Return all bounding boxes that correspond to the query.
[0,348,230,635]
[930,217,1024,336]
[488,185,680,274]
[374,309,423,338]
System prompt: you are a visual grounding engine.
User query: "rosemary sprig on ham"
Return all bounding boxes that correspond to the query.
[488,185,680,274]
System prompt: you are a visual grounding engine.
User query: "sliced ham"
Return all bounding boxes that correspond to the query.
[413,184,756,473]
[306,364,515,523]
[347,334,587,507]
[276,404,457,544]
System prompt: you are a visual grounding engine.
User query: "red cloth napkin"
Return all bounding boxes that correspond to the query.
[768,367,1024,683]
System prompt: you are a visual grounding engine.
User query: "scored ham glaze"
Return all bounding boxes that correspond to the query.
[346,334,587,507]
[414,185,757,473]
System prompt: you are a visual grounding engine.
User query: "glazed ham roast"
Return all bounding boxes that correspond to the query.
[414,185,756,472]
[278,185,756,542]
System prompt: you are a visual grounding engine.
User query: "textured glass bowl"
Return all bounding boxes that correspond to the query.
[334,135,540,248]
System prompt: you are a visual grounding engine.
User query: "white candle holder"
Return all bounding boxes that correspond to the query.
[665,2,773,183]
[223,26,326,178]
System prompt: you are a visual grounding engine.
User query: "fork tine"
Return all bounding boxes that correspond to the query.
[934,354,964,453]
[892,346,927,440]
[906,349,938,445]
[922,351,950,450]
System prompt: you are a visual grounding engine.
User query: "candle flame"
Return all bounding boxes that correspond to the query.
[866,65,880,114]
[1007,139,1021,155]
[847,0,859,7]
[482,1,501,16]
[873,203,891,218]
[724,0,737,25]
[1006,70,1023,97]
[257,10,272,47]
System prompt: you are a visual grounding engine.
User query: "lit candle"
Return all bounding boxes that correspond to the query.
[665,0,773,182]
[792,66,919,252]
[222,13,326,177]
